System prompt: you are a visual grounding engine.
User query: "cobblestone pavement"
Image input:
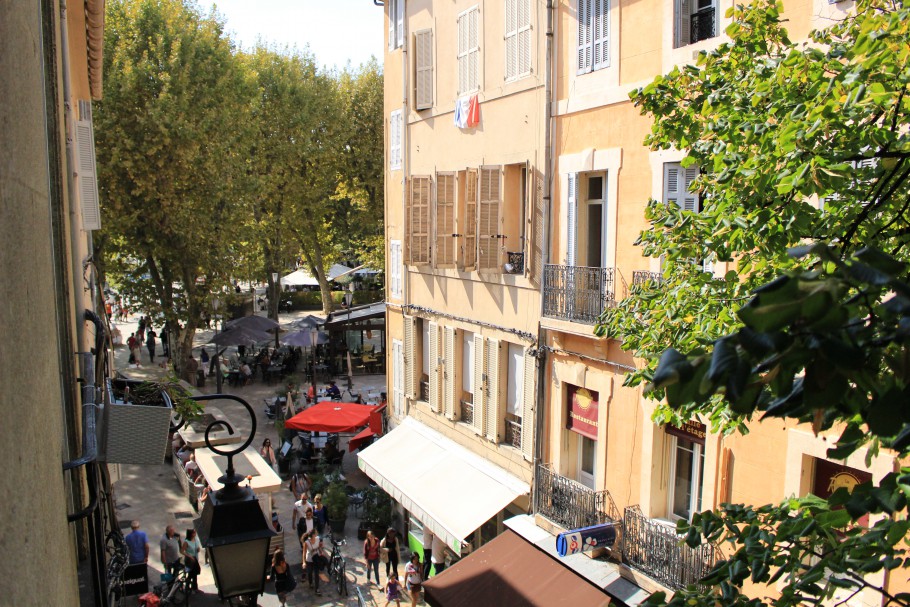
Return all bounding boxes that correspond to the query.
[111,311,398,606]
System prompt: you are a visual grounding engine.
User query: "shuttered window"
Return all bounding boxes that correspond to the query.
[408,176,432,265]
[389,0,404,50]
[392,339,405,417]
[566,173,578,266]
[676,0,717,48]
[462,168,478,271]
[457,6,480,94]
[403,317,417,401]
[577,0,609,74]
[389,110,402,170]
[505,0,531,81]
[477,166,502,271]
[435,172,457,267]
[520,349,536,459]
[428,321,441,412]
[75,101,101,231]
[472,333,486,434]
[389,240,403,299]
[663,162,700,212]
[484,339,501,442]
[443,326,457,419]
[414,29,434,110]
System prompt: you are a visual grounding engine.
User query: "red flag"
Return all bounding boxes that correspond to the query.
[467,94,480,127]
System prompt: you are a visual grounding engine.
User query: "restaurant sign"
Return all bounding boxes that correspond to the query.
[664,419,707,445]
[567,385,598,440]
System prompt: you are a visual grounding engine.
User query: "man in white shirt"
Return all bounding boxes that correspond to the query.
[292,493,314,537]
[431,534,447,576]
[422,530,434,579]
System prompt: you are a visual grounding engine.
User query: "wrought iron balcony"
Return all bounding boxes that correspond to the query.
[504,418,522,449]
[460,400,474,426]
[506,251,525,274]
[534,463,619,532]
[690,7,716,44]
[621,506,717,591]
[631,270,664,287]
[420,380,429,402]
[542,264,615,325]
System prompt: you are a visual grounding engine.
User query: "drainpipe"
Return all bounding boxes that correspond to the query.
[533,0,556,514]
[401,4,411,417]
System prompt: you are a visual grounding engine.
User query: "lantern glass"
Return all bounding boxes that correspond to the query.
[209,537,271,599]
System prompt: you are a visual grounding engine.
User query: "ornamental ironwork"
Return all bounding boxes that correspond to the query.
[542,264,615,325]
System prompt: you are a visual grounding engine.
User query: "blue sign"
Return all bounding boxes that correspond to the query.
[556,523,617,557]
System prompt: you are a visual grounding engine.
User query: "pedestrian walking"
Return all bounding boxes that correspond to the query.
[159,525,182,577]
[146,328,157,363]
[384,573,403,606]
[180,528,202,593]
[364,530,381,584]
[124,520,149,565]
[380,528,401,581]
[268,549,296,607]
[405,552,423,607]
[127,333,141,367]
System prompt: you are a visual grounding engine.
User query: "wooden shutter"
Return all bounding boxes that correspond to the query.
[435,172,457,267]
[472,333,486,434]
[463,168,478,271]
[443,326,457,419]
[404,316,417,400]
[566,173,578,266]
[676,0,691,48]
[592,0,609,70]
[408,176,432,265]
[683,166,700,212]
[415,29,434,109]
[665,162,700,212]
[392,339,405,417]
[75,117,101,231]
[505,0,517,80]
[520,349,536,459]
[468,8,480,91]
[389,0,396,50]
[389,111,402,169]
[477,166,502,271]
[577,0,592,73]
[484,338,501,442]
[529,168,545,285]
[397,0,405,48]
[428,321,441,412]
[458,12,468,94]
[517,0,532,76]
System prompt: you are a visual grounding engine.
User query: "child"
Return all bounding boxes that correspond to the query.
[385,572,403,606]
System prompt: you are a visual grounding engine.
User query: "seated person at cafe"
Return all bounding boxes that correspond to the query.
[184,452,199,480]
[322,441,342,465]
[325,381,341,399]
[176,443,193,466]
[240,362,253,384]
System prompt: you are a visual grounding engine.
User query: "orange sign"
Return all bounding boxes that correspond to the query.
[567,386,599,440]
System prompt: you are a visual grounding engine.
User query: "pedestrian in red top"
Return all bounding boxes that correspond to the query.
[364,530,381,584]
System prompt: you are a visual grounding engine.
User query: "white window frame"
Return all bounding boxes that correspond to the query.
[389,110,402,170]
[674,0,718,49]
[389,0,405,50]
[457,6,481,95]
[389,240,403,299]
[392,339,405,418]
[667,436,704,522]
[504,0,532,82]
[577,435,596,489]
[577,0,610,75]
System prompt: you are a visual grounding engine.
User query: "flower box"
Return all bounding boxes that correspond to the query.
[103,378,173,465]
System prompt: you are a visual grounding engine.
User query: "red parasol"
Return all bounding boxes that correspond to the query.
[284,401,379,433]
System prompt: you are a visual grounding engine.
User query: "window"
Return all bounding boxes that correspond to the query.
[477,166,503,271]
[564,172,608,268]
[407,175,431,265]
[457,6,480,94]
[663,162,699,212]
[389,240,403,299]
[577,0,609,74]
[675,0,717,48]
[389,110,402,170]
[504,0,531,81]
[461,330,475,424]
[670,436,705,520]
[392,339,405,417]
[389,0,404,50]
[578,436,596,489]
[414,29,434,109]
[504,343,524,448]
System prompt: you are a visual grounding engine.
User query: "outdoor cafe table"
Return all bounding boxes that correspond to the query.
[177,406,242,448]
[194,444,283,516]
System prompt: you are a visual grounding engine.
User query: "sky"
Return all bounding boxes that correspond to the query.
[209,1,384,70]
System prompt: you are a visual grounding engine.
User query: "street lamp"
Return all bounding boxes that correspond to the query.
[192,394,275,604]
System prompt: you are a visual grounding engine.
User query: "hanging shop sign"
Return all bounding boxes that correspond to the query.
[567,385,599,440]
[664,419,707,445]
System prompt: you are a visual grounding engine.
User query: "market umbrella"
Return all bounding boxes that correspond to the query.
[225,315,279,332]
[284,401,378,433]
[293,315,323,330]
[208,325,272,347]
[280,330,329,348]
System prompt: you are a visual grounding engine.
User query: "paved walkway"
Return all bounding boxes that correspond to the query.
[111,312,394,606]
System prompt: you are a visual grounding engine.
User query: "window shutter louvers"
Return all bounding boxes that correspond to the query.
[484,339,501,442]
[389,111,402,170]
[468,8,479,92]
[463,168,478,271]
[392,339,405,417]
[472,333,486,434]
[505,0,518,80]
[577,0,593,73]
[397,0,405,48]
[428,321,441,412]
[517,0,531,76]
[404,317,417,400]
[408,176,432,265]
[664,163,681,208]
[435,172,457,267]
[443,327,457,420]
[592,0,609,70]
[683,166,700,212]
[389,0,396,50]
[520,349,536,460]
[566,173,578,266]
[415,29,434,109]
[676,0,691,47]
[75,101,101,231]
[477,166,503,271]
[529,168,545,285]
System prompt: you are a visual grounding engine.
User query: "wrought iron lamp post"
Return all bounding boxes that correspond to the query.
[192,394,275,604]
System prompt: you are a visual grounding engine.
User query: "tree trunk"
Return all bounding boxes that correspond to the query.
[302,243,335,315]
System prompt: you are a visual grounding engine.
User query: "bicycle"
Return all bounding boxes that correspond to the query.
[153,564,191,606]
[328,537,348,596]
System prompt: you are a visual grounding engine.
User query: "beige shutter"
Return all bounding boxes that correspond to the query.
[477,166,502,271]
[472,333,486,434]
[443,326,457,419]
[463,168,478,271]
[517,0,531,76]
[457,12,468,94]
[408,176,432,265]
[484,338,501,442]
[428,322,441,412]
[389,0,395,50]
[504,0,517,80]
[528,168,545,285]
[592,0,609,70]
[415,29,434,109]
[577,0,592,73]
[520,349,536,459]
[74,112,101,231]
[435,172,457,267]
[468,8,480,91]
[404,316,417,400]
[676,0,691,48]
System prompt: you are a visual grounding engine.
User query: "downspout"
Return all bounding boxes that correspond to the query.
[401,2,412,417]
[533,0,556,513]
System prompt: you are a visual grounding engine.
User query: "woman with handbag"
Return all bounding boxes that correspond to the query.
[363,530,381,584]
[269,549,297,607]
[380,528,401,581]
[180,529,203,593]
[405,552,423,606]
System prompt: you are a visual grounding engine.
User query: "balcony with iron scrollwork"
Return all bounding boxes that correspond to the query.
[504,417,522,449]
[621,505,718,591]
[534,463,619,532]
[631,270,664,288]
[542,265,615,325]
[690,7,716,44]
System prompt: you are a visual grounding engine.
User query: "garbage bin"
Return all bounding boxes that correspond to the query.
[196,369,206,388]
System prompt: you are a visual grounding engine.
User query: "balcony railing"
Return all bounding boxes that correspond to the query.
[534,463,619,532]
[420,380,429,402]
[631,270,664,287]
[690,7,716,44]
[460,401,474,426]
[542,264,615,325]
[504,418,522,449]
[622,506,717,591]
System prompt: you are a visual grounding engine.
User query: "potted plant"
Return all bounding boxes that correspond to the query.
[324,479,349,536]
[358,485,392,540]
[103,377,202,465]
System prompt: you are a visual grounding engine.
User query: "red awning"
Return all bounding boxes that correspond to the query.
[348,427,378,452]
[284,402,377,433]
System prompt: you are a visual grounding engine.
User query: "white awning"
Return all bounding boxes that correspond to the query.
[357,417,529,555]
